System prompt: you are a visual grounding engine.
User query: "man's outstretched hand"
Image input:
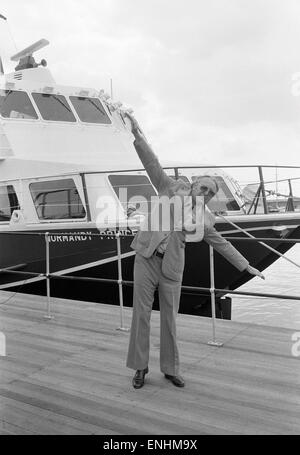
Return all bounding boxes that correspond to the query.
[246,265,265,280]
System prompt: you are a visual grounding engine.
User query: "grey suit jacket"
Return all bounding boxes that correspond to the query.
[131,134,249,282]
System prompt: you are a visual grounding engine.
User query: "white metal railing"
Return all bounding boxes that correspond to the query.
[1,230,300,346]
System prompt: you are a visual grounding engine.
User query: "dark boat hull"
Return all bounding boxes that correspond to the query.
[1,217,300,318]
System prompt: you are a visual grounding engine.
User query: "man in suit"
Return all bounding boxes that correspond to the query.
[125,114,265,389]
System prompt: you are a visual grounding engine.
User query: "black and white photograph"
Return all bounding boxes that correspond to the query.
[0,0,299,438]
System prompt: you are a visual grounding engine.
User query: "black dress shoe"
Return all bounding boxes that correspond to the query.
[164,374,185,388]
[132,367,149,389]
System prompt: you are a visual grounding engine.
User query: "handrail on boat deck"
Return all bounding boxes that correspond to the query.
[85,164,300,216]
[0,228,300,345]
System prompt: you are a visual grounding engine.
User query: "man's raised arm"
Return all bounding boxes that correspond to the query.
[126,113,172,193]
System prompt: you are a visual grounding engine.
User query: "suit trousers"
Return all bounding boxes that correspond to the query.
[126,253,182,375]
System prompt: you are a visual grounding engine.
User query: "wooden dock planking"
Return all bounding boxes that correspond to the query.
[0,291,299,435]
[0,394,119,435]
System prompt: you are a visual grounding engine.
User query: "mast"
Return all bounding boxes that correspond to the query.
[0,13,7,74]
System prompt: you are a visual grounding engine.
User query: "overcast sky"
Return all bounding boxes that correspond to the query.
[1,0,300,169]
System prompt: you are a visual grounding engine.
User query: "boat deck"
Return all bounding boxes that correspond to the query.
[0,291,299,435]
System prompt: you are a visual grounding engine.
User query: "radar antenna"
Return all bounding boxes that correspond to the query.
[11,38,49,71]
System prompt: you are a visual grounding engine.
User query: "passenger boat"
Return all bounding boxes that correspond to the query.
[1,38,300,318]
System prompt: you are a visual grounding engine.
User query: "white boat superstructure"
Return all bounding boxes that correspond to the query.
[0,39,142,170]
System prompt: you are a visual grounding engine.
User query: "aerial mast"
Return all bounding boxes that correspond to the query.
[0,13,7,74]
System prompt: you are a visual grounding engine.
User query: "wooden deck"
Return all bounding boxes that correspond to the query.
[0,290,299,435]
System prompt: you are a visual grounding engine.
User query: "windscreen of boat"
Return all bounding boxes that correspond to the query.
[206,176,240,212]
[0,90,38,119]
[31,93,76,122]
[69,96,111,124]
[108,174,156,215]
[0,185,20,221]
[30,179,86,220]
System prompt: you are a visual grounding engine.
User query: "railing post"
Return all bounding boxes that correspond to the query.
[247,184,261,215]
[286,179,295,212]
[44,232,53,320]
[116,233,129,332]
[258,166,268,214]
[208,246,223,347]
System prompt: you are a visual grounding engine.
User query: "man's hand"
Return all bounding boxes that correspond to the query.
[246,265,265,280]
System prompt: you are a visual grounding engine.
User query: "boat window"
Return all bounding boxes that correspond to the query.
[0,90,38,119]
[108,174,156,214]
[30,179,86,220]
[0,185,20,221]
[207,176,240,212]
[69,96,111,124]
[31,93,76,122]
